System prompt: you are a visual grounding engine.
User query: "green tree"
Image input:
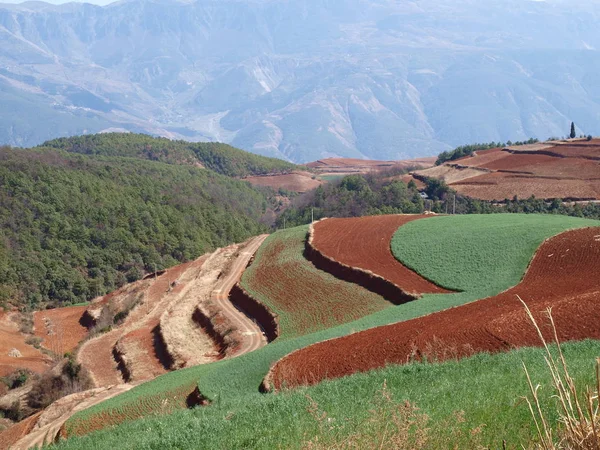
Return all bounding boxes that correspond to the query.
[570,122,576,139]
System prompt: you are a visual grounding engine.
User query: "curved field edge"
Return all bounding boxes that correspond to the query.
[236,226,391,339]
[267,226,600,389]
[390,214,600,295]
[63,215,599,437]
[54,340,600,449]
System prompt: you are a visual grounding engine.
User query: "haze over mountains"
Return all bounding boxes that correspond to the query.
[1,0,600,162]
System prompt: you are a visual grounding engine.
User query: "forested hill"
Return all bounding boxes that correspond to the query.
[0,144,273,309]
[41,134,297,178]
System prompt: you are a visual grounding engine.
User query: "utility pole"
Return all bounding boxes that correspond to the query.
[311,207,314,224]
[453,194,456,215]
[283,218,286,229]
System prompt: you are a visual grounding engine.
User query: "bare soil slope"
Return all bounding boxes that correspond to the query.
[243,171,323,193]
[33,306,88,355]
[270,227,600,390]
[0,312,50,377]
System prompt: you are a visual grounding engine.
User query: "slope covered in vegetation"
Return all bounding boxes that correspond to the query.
[41,133,297,178]
[61,215,598,447]
[0,145,271,308]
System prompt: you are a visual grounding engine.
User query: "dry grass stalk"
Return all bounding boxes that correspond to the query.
[519,295,599,449]
[302,380,484,449]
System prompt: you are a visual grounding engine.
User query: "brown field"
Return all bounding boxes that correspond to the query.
[269,227,600,390]
[413,140,600,201]
[452,173,600,201]
[0,311,50,377]
[33,306,88,355]
[0,412,41,450]
[307,157,436,177]
[311,216,450,296]
[243,171,323,193]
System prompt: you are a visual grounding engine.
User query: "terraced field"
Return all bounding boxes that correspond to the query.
[239,226,392,338]
[269,226,600,389]
[310,215,450,298]
[54,214,599,448]
[410,139,600,201]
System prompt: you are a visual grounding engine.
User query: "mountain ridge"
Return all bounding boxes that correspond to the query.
[1,0,600,162]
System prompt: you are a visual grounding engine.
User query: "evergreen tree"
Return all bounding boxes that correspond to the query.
[570,122,576,139]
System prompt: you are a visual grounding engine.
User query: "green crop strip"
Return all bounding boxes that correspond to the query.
[57,340,600,449]
[62,214,600,446]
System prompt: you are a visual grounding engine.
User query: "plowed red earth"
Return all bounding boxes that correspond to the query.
[452,173,600,201]
[271,227,600,390]
[0,312,50,377]
[33,306,88,354]
[312,215,451,295]
[542,142,600,160]
[0,412,41,449]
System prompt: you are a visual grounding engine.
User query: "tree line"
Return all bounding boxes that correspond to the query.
[0,145,274,309]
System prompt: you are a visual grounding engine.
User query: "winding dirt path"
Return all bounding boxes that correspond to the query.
[211,235,269,356]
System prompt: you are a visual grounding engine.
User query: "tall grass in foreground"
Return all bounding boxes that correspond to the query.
[520,296,599,450]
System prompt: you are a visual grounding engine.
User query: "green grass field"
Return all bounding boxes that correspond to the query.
[56,340,600,449]
[60,214,600,447]
[239,226,391,339]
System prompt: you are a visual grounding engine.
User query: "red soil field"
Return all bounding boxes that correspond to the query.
[418,141,600,201]
[243,171,323,193]
[452,173,600,201]
[311,216,451,296]
[270,227,600,390]
[537,141,600,160]
[33,306,89,355]
[0,311,50,377]
[455,148,508,168]
[482,153,600,179]
[0,412,42,449]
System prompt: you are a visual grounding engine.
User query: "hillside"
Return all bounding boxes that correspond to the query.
[40,214,598,449]
[409,139,600,201]
[0,145,272,308]
[2,1,600,161]
[41,133,297,178]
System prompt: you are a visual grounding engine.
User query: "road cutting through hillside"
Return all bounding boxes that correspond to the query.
[211,235,269,356]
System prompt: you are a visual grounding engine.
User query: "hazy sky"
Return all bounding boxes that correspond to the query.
[0,0,116,4]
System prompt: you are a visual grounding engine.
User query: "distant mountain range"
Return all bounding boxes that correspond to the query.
[1,0,600,163]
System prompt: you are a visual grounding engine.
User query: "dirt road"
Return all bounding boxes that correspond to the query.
[211,235,269,356]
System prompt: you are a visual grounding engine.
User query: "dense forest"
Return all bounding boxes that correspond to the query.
[42,133,297,178]
[0,145,274,308]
